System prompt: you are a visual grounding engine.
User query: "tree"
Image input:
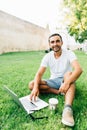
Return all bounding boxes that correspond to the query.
[63,0,87,43]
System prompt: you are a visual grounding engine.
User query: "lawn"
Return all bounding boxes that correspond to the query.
[0,50,87,130]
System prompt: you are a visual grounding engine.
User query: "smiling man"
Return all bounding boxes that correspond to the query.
[29,33,83,127]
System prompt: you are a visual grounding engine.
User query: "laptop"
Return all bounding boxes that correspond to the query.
[3,85,49,114]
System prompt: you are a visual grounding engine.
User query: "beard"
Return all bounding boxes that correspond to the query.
[52,45,61,52]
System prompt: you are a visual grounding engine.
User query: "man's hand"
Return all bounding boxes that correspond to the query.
[58,82,70,94]
[29,87,39,101]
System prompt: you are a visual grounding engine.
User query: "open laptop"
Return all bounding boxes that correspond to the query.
[3,86,49,114]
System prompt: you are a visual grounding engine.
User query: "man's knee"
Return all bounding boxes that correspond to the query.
[28,80,34,90]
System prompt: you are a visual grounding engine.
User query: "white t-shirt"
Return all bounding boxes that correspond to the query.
[40,50,77,79]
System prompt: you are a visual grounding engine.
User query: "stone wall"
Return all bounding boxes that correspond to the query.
[0,11,50,54]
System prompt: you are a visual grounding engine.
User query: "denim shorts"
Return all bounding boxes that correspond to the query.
[45,77,63,89]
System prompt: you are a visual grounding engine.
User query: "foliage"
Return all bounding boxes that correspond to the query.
[63,0,87,43]
[0,51,87,130]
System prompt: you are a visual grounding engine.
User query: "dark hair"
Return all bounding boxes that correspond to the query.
[48,33,63,42]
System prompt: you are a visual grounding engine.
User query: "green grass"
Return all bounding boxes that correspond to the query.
[0,50,87,130]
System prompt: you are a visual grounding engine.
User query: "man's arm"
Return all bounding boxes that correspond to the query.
[30,66,46,100]
[59,60,83,93]
[66,60,83,83]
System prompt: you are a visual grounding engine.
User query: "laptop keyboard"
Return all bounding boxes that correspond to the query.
[20,98,37,110]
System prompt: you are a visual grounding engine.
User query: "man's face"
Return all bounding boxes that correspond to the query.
[49,36,63,52]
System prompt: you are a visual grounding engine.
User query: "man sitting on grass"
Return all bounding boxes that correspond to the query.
[29,33,83,127]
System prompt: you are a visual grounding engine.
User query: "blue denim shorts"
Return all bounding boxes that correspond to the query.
[45,77,63,89]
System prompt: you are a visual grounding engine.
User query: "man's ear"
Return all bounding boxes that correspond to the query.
[49,42,51,48]
[61,41,63,45]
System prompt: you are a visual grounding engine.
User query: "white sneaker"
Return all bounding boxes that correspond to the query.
[62,106,75,127]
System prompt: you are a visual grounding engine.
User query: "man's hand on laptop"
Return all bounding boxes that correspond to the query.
[30,87,39,101]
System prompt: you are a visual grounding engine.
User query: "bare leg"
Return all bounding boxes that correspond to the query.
[65,83,75,106]
[62,72,75,127]
[63,72,75,106]
[29,80,59,94]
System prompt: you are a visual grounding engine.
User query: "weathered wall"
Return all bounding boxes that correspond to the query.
[0,11,50,54]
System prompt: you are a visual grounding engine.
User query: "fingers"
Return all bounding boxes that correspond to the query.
[33,92,39,101]
[59,83,68,94]
[29,93,33,101]
[59,86,68,93]
[29,90,39,101]
[59,88,66,94]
